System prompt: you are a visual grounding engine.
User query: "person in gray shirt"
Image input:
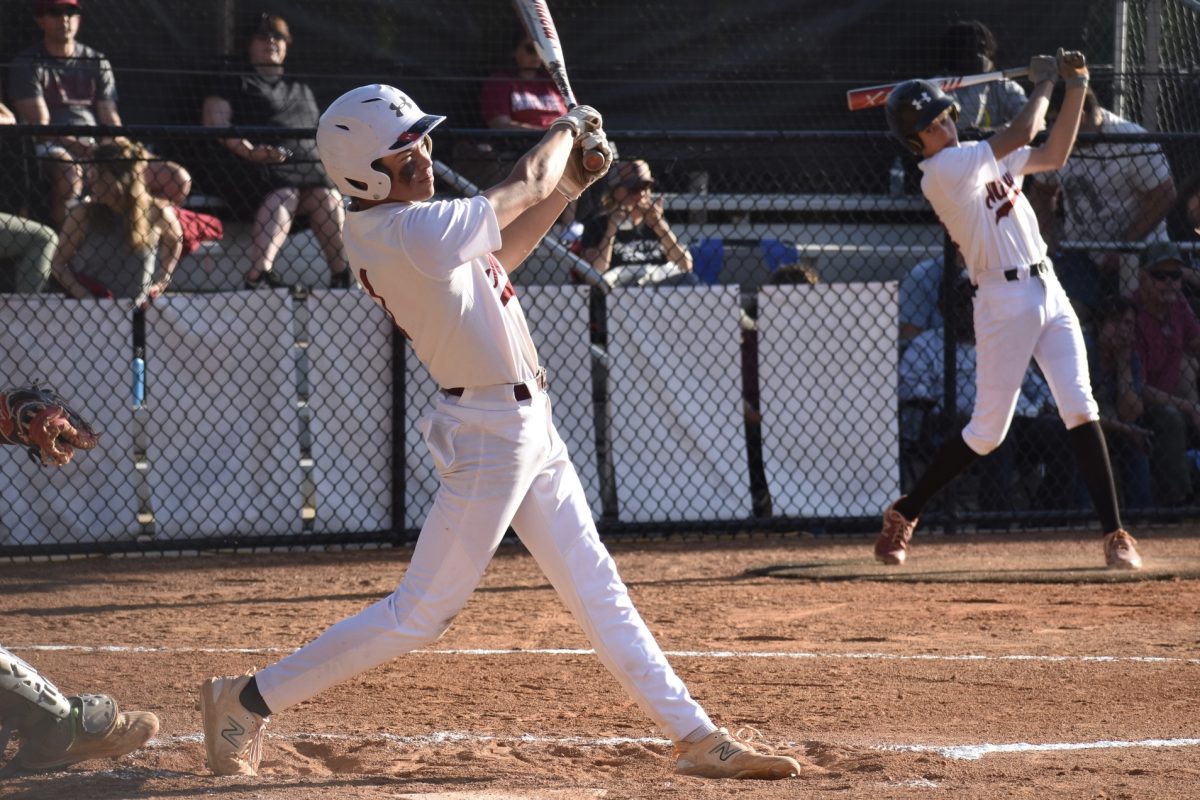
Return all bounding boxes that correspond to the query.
[8,0,191,227]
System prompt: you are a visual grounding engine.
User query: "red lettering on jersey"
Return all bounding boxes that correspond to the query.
[358,269,412,341]
[984,171,1022,226]
[485,253,517,306]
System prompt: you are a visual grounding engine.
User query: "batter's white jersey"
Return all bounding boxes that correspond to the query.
[344,195,539,389]
[920,141,1047,283]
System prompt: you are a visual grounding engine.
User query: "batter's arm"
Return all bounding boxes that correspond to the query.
[1022,51,1090,173]
[491,192,571,272]
[483,125,574,231]
[987,80,1054,163]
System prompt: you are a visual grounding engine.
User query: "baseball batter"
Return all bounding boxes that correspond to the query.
[0,384,158,772]
[876,50,1143,570]
[200,84,801,781]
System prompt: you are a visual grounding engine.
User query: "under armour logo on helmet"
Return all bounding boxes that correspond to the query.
[389,98,412,117]
[911,92,933,110]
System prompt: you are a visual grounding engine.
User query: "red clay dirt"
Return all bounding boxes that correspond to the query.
[2,527,1199,799]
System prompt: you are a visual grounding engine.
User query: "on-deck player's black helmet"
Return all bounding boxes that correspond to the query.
[886,79,960,156]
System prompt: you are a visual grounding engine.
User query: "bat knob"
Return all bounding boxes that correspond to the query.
[582,149,607,173]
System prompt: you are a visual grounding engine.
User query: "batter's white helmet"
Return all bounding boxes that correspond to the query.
[316,84,446,200]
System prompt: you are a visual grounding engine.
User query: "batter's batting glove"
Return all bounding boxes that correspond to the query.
[557,130,614,201]
[1057,48,1089,84]
[550,105,602,139]
[0,385,100,467]
[1028,55,1058,86]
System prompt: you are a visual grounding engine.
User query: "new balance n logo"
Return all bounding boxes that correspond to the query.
[221,717,246,748]
[710,741,742,762]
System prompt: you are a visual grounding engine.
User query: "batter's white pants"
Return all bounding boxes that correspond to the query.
[255,383,713,741]
[963,266,1099,455]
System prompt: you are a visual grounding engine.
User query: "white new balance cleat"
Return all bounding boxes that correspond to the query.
[200,673,268,776]
[673,727,801,780]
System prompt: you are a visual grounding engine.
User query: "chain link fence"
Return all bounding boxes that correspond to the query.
[2,120,1198,556]
[2,0,1200,555]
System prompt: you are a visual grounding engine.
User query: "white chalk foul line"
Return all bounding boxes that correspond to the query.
[10,643,1200,665]
[148,729,1200,762]
[881,738,1200,761]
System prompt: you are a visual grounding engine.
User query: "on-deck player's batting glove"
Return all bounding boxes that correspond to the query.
[549,105,602,139]
[0,384,100,466]
[557,130,613,201]
[1028,55,1058,86]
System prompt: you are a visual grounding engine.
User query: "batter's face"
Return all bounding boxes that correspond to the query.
[917,107,958,157]
[377,136,435,203]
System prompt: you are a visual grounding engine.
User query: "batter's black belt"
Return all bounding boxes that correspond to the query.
[444,367,548,402]
[1004,261,1047,281]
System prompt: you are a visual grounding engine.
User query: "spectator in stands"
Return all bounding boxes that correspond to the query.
[201,12,350,290]
[7,0,192,228]
[897,249,975,345]
[899,275,1077,512]
[1087,295,1154,509]
[0,97,58,293]
[580,160,700,287]
[1132,242,1200,505]
[1032,85,1178,308]
[50,138,181,303]
[481,31,569,132]
[938,20,1027,132]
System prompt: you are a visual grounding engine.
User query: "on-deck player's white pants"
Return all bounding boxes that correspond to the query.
[255,381,713,741]
[963,265,1099,455]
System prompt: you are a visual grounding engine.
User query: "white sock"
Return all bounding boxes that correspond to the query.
[681,723,719,744]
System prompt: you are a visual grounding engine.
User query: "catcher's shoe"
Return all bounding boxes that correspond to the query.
[874,498,917,565]
[12,694,159,771]
[673,728,801,780]
[1103,529,1143,570]
[200,674,268,776]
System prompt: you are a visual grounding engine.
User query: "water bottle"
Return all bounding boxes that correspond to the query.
[131,348,145,407]
[889,157,906,198]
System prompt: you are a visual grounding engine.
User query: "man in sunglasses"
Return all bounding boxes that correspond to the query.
[1133,242,1200,505]
[8,0,192,227]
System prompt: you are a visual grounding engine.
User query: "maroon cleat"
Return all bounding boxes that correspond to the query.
[874,498,917,565]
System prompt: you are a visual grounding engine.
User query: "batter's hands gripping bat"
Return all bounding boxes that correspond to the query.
[846,67,1031,111]
[512,0,606,172]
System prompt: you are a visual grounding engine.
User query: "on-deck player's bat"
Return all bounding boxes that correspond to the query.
[846,66,1031,111]
[512,0,606,172]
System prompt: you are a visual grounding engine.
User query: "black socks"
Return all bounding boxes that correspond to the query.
[1069,420,1122,533]
[239,677,273,718]
[896,433,980,520]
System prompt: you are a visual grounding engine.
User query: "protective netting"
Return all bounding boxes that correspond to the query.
[1,0,1199,555]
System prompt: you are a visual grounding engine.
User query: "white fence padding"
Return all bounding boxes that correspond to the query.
[607,286,750,522]
[307,289,395,534]
[757,282,899,517]
[147,292,302,538]
[0,297,137,544]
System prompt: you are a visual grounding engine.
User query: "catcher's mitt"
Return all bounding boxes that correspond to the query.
[0,385,100,466]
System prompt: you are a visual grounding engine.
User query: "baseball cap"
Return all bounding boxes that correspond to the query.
[1141,242,1188,272]
[608,159,655,191]
[35,0,80,14]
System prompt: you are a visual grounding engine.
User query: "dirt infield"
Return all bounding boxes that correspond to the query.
[2,528,1199,799]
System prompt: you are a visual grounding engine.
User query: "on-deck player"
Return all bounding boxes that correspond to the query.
[199,84,802,781]
[875,50,1144,570]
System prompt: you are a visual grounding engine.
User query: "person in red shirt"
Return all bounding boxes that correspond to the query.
[1133,242,1200,504]
[480,31,569,131]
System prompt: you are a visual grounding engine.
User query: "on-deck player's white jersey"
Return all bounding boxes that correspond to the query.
[344,195,540,389]
[919,140,1047,284]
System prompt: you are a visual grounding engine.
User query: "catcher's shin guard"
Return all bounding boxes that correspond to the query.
[0,646,158,771]
[1,645,72,747]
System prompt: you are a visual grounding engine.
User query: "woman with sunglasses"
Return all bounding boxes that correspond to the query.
[201,12,350,290]
[1133,243,1200,506]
